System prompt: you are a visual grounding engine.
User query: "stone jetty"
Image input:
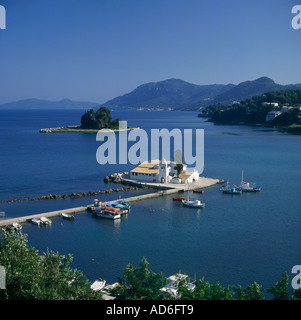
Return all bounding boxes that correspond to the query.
[0,175,222,227]
[0,185,149,204]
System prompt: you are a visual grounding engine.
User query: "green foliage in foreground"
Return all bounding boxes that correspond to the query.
[0,231,102,300]
[1,231,300,300]
[112,259,301,300]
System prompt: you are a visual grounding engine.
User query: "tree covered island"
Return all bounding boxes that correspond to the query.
[200,89,301,134]
[40,106,136,133]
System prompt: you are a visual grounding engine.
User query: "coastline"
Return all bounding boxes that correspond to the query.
[202,117,301,135]
[39,125,139,133]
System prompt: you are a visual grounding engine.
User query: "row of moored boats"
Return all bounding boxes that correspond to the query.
[89,199,131,220]
[172,171,261,208]
[220,171,261,194]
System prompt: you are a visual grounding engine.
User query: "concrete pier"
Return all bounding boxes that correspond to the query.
[0,177,221,227]
[0,206,88,227]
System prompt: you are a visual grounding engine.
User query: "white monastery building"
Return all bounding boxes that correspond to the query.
[129,159,200,184]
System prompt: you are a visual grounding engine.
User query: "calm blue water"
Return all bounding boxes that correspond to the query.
[0,109,300,292]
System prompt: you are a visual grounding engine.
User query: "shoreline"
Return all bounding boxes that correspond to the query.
[39,125,139,133]
[202,117,301,134]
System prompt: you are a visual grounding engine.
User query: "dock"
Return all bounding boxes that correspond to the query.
[0,177,221,227]
[0,206,88,227]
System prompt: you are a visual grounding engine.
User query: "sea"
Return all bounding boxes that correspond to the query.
[0,109,300,292]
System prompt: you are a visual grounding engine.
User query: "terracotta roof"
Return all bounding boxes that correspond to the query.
[130,160,160,174]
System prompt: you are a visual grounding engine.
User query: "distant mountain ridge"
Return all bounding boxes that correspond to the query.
[102,77,301,110]
[0,98,99,110]
[102,78,235,110]
[211,77,301,105]
[2,77,301,111]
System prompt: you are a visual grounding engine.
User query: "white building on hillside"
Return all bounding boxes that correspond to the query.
[265,111,282,122]
[129,159,200,184]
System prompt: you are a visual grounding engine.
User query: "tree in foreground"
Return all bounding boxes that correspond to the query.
[1,231,301,300]
[0,230,102,300]
[110,257,169,300]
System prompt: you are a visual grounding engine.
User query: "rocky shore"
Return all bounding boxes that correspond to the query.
[0,185,151,204]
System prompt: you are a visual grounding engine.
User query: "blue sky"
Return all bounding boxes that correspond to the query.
[0,0,300,104]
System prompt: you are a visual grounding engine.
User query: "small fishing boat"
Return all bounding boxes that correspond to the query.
[6,223,22,231]
[182,185,205,208]
[161,273,195,297]
[40,217,52,225]
[31,218,41,226]
[92,208,121,220]
[13,223,22,231]
[90,278,106,291]
[116,199,131,209]
[221,181,242,194]
[182,199,205,208]
[61,213,75,220]
[193,189,204,194]
[106,201,130,213]
[237,170,261,192]
[173,197,186,201]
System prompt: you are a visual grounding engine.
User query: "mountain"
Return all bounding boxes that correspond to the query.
[102,78,235,110]
[102,77,301,111]
[2,77,300,111]
[210,76,301,105]
[0,98,99,110]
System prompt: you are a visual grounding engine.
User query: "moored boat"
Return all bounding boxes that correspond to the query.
[61,212,75,220]
[31,218,41,226]
[90,278,106,291]
[237,170,261,192]
[92,208,121,220]
[5,223,22,231]
[193,189,204,194]
[221,181,242,194]
[116,199,131,208]
[182,185,205,208]
[40,217,52,225]
[182,199,205,208]
[106,201,130,213]
[161,273,195,297]
[173,197,186,201]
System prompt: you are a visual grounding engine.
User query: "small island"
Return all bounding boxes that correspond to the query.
[40,106,137,133]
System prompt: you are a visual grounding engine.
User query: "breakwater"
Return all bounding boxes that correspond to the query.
[0,185,152,204]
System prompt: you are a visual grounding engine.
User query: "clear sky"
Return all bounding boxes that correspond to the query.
[0,0,300,104]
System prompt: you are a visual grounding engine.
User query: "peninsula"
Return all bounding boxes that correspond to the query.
[40,106,138,133]
[199,89,301,134]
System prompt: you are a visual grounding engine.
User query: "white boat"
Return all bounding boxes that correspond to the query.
[90,278,106,291]
[161,273,195,297]
[40,217,52,225]
[6,223,22,231]
[92,209,121,220]
[237,170,261,192]
[31,218,41,226]
[182,185,205,208]
[182,199,205,208]
[12,223,22,231]
[61,212,74,220]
